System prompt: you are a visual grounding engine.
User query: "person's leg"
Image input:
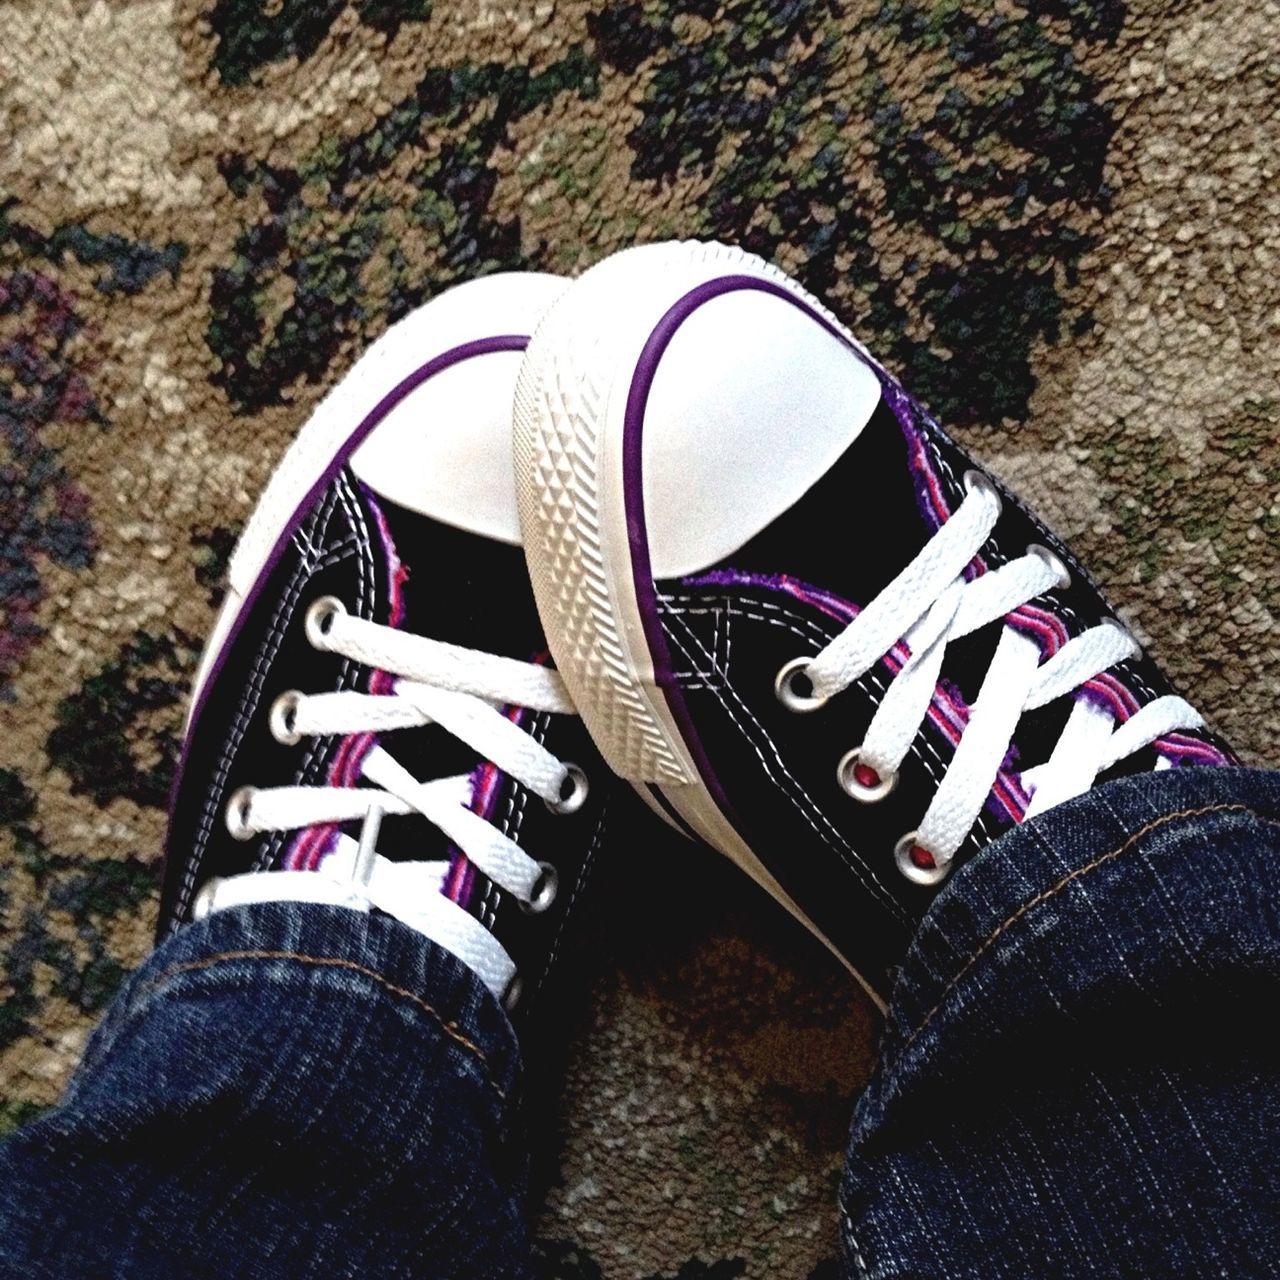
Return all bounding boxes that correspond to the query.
[840,765,1280,1279]
[0,900,533,1280]
[0,275,617,1277]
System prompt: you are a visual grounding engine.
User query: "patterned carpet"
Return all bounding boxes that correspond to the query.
[2,2,1277,1276]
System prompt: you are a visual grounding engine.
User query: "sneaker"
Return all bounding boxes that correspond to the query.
[513,240,1234,1007]
[161,273,610,1025]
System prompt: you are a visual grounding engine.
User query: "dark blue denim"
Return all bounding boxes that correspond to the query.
[1,768,1277,1279]
[842,766,1280,1278]
[0,904,533,1280]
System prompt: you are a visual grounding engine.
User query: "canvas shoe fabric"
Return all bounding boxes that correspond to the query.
[161,273,610,1026]
[513,240,1234,1007]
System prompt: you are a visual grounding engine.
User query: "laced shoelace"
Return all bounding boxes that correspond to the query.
[192,595,584,1004]
[774,471,1204,885]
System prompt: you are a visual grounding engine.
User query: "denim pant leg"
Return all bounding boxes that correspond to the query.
[841,767,1280,1280]
[0,903,534,1280]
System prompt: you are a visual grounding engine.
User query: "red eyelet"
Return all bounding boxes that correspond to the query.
[909,844,937,871]
[853,763,882,790]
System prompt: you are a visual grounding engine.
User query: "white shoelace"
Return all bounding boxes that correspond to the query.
[192,595,582,1002]
[777,472,1203,885]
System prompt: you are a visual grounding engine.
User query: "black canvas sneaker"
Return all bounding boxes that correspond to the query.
[513,240,1234,1008]
[161,273,610,1027]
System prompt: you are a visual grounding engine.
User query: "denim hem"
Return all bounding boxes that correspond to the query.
[76,900,522,1107]
[843,766,1280,1280]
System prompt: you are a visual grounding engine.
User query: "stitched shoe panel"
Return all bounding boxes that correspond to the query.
[163,274,613,1031]
[514,240,1234,1004]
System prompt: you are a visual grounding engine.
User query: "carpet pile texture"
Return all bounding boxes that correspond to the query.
[1,3,1277,1275]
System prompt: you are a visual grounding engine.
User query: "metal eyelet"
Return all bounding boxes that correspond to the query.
[305,595,346,648]
[224,786,257,841]
[520,861,560,915]
[1026,543,1071,591]
[893,831,952,887]
[962,468,1001,509]
[774,656,830,713]
[269,690,304,745]
[502,974,524,1012]
[545,763,589,815]
[837,748,898,804]
[191,877,224,922]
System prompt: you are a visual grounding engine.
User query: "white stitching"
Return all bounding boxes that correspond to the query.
[261,473,376,868]
[179,489,345,917]
[181,475,380,910]
[664,592,835,644]
[666,601,818,649]
[476,704,552,929]
[665,591,1005,873]
[477,710,546,930]
[841,1208,872,1279]
[665,605,730,688]
[526,800,606,1010]
[663,610,911,924]
[664,592,959,790]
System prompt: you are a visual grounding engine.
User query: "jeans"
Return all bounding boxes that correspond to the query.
[1,767,1277,1279]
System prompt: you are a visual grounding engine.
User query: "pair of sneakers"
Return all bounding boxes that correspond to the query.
[162,240,1232,1025]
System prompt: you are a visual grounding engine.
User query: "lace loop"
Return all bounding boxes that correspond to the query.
[203,598,581,999]
[797,477,1204,880]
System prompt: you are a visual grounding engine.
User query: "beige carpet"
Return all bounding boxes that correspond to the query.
[1,2,1277,1275]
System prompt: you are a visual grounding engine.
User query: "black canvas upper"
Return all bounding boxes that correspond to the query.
[162,468,610,1029]
[653,385,1234,999]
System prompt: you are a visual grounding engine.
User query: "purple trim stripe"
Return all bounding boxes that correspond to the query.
[621,275,866,842]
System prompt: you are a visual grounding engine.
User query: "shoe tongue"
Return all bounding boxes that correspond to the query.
[376,492,544,661]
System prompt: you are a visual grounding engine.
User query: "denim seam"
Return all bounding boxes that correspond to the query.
[898,802,1278,1062]
[842,1207,873,1279]
[137,949,507,1099]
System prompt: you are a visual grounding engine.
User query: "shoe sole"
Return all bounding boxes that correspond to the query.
[514,240,888,1009]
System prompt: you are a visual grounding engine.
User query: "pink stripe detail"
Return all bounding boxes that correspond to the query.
[1007,603,1069,657]
[1080,671,1140,722]
[880,378,952,533]
[444,653,555,909]
[1154,734,1233,767]
[284,486,407,872]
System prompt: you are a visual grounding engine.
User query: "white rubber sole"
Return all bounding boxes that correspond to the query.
[514,240,886,1007]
